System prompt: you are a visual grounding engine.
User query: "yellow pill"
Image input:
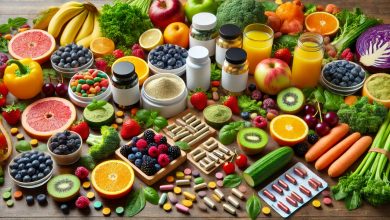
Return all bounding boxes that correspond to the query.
[212,193,221,203]
[312,199,321,208]
[116,111,124,117]
[166,176,175,183]
[174,187,182,194]
[10,128,18,135]
[102,207,111,216]
[16,133,24,140]
[208,181,217,189]
[115,118,123,125]
[87,192,95,200]
[30,139,38,147]
[82,181,91,189]
[111,124,118,129]
[184,175,192,180]
[183,192,196,201]
[163,203,172,211]
[182,199,193,208]
[176,171,184,179]
[211,87,218,92]
[262,206,271,215]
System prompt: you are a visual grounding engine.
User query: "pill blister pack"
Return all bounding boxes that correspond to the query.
[163,110,216,147]
[187,137,233,174]
[258,162,328,218]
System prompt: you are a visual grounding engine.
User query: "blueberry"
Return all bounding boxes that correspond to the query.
[135,159,142,168]
[329,68,336,74]
[52,55,61,64]
[161,55,168,62]
[74,139,81,146]
[60,204,70,214]
[156,55,162,61]
[156,61,165,69]
[359,71,365,78]
[58,47,65,52]
[18,163,25,170]
[26,195,34,205]
[150,59,157,65]
[166,53,172,59]
[347,81,352,86]
[128,154,136,162]
[166,65,173,70]
[154,164,161,171]
[78,56,86,65]
[241,112,250,120]
[167,58,176,66]
[37,173,44,179]
[163,47,169,53]
[32,175,38,181]
[181,51,188,58]
[27,167,35,176]
[36,194,47,205]
[23,175,31,182]
[10,169,17,177]
[64,47,71,52]
[173,53,181,60]
[37,156,45,163]
[355,77,362,83]
[339,60,348,66]
[156,46,163,51]
[135,152,142,159]
[131,147,138,153]
[71,60,79,67]
[43,168,51,175]
[342,76,349,82]
[15,174,22,181]
[61,52,70,59]
[339,82,347,87]
[331,79,339,84]
[325,76,332,82]
[39,163,46,171]
[346,63,354,69]
[351,82,358,86]
[45,159,53,166]
[64,63,71,68]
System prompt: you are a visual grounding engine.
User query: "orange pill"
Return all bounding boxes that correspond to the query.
[13,191,23,200]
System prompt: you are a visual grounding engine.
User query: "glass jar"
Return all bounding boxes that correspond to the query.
[186,46,211,91]
[215,24,242,68]
[189,12,218,57]
[221,48,249,95]
[111,61,140,109]
[291,33,324,88]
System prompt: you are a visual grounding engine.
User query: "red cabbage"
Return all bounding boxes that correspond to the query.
[356,24,390,73]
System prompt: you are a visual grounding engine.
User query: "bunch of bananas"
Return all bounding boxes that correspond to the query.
[33,1,101,47]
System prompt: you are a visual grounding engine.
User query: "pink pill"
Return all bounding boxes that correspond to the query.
[197,191,207,198]
[238,185,247,193]
[215,172,224,180]
[323,197,332,205]
[160,184,174,191]
[176,204,190,214]
[217,180,223,187]
[184,168,192,175]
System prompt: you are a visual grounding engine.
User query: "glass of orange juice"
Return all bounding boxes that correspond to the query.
[242,24,274,74]
[291,33,324,88]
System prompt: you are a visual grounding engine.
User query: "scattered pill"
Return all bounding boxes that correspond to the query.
[111,123,118,129]
[30,139,39,147]
[26,195,34,205]
[194,177,204,184]
[176,171,185,179]
[278,179,289,190]
[238,185,247,193]
[87,192,95,200]
[223,203,236,215]
[263,189,276,202]
[308,179,319,190]
[197,190,207,198]
[262,206,271,215]
[115,206,124,215]
[163,203,172,211]
[277,201,290,214]
[198,201,209,211]
[216,180,223,187]
[294,167,307,178]
[60,204,70,214]
[94,201,103,210]
[82,181,91,189]
[208,181,217,189]
[176,203,190,214]
[312,199,321,208]
[13,191,23,200]
[184,168,192,175]
[182,199,193,208]
[215,172,224,180]
[10,127,19,135]
[168,192,178,204]
[192,170,200,177]
[321,190,331,197]
[176,179,190,186]
[214,189,225,200]
[102,207,111,216]
[184,175,192,180]
[323,197,332,206]
[183,192,196,201]
[16,133,24,140]
[299,185,312,197]
[116,111,124,117]
[166,176,175,183]
[6,199,14,207]
[194,183,207,191]
[291,192,303,203]
[174,186,182,194]
[36,194,47,205]
[160,184,174,191]
[286,196,298,207]
[227,196,240,208]
[212,193,221,203]
[115,118,123,125]
[231,188,245,200]
[159,193,167,206]
[204,197,216,209]
[272,184,284,195]
[3,191,11,200]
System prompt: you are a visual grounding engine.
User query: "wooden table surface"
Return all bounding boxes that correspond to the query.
[0,1,389,220]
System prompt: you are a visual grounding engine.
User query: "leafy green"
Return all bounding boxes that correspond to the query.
[87,126,121,162]
[246,194,261,220]
[15,140,32,152]
[238,95,266,115]
[125,188,146,217]
[143,187,159,205]
[223,174,242,188]
[337,97,388,134]
[99,2,153,47]
[35,144,48,153]
[260,1,278,12]
[42,68,57,81]
[175,141,190,151]
[272,34,300,54]
[0,17,27,33]
[304,3,317,15]
[210,63,221,81]
[303,86,344,112]
[219,121,250,145]
[86,100,107,111]
[331,8,381,54]
[0,38,8,53]
[135,109,168,132]
[76,155,96,171]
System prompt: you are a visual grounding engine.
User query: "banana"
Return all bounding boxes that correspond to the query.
[77,14,102,48]
[60,9,89,46]
[33,6,60,30]
[61,1,84,8]
[75,11,94,42]
[48,5,85,38]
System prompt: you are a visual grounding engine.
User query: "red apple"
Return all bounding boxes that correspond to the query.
[149,0,185,30]
[254,58,292,95]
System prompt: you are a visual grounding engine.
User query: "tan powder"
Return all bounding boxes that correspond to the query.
[145,76,184,99]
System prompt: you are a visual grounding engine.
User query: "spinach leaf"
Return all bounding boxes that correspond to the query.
[153,116,168,131]
[143,187,159,205]
[218,121,246,145]
[345,191,362,210]
[125,188,146,217]
[324,90,344,111]
[175,141,190,151]
[223,174,242,188]
[246,194,261,220]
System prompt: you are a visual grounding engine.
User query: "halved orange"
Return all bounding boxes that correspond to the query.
[270,114,308,146]
[305,12,339,36]
[91,160,134,199]
[90,37,115,58]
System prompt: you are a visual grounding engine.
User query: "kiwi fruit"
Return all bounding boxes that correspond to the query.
[47,174,80,202]
[237,127,268,155]
[277,87,304,114]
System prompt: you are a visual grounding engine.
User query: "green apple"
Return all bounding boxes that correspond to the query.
[185,0,218,22]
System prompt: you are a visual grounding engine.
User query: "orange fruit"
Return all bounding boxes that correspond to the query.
[113,56,149,85]
[163,22,189,48]
[305,12,339,36]
[90,37,115,58]
[139,28,163,51]
[91,160,134,199]
[270,114,308,146]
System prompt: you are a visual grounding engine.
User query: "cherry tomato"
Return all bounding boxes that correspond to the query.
[223,162,235,174]
[235,154,248,169]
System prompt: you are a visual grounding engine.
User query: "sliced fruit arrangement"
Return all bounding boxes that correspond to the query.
[47,174,80,202]
[237,127,268,155]
[270,114,309,146]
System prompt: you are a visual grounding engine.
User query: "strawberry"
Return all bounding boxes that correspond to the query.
[340,48,354,61]
[70,121,90,140]
[120,119,141,139]
[95,58,108,72]
[190,92,208,111]
[274,48,292,64]
[222,96,240,115]
[2,104,25,126]
[113,49,125,59]
[0,95,6,108]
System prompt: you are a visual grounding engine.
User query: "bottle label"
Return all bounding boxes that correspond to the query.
[111,84,140,107]
[190,36,216,56]
[215,45,227,67]
[221,70,248,93]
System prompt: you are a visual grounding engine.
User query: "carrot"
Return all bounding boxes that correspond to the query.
[344,95,358,106]
[305,123,350,162]
[328,136,372,177]
[315,132,361,170]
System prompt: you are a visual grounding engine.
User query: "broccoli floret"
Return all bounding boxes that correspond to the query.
[216,0,266,30]
[87,126,120,162]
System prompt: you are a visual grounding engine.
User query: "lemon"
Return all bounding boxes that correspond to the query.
[139,28,163,51]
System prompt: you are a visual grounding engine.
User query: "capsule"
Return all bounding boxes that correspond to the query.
[310,178,323,188]
[168,192,178,204]
[223,203,236,215]
[308,179,319,190]
[227,196,240,208]
[176,179,191,186]
[204,197,216,209]
[231,188,245,200]
[278,179,289,190]
[214,189,225,200]
[183,192,196,201]
[291,192,303,203]
[277,201,290,213]
[175,204,190,214]
[299,185,312,196]
[285,173,297,184]
[294,167,307,178]
[158,193,167,206]
[272,184,283,195]
[286,196,298,207]
[262,190,276,201]
[194,183,207,191]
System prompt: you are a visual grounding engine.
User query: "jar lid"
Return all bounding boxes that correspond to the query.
[219,24,241,40]
[192,13,217,31]
[225,48,247,65]
[112,61,136,79]
[188,46,209,63]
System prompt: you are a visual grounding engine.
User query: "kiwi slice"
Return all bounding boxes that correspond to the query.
[237,127,268,155]
[277,87,304,114]
[47,174,80,202]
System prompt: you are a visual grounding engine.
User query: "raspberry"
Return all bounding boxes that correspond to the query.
[154,134,163,144]
[262,98,276,109]
[95,58,108,72]
[74,166,89,180]
[157,154,170,167]
[251,90,262,101]
[148,146,159,158]
[132,43,142,51]
[113,49,124,59]
[157,144,168,154]
[132,49,145,59]
[136,139,148,150]
[75,196,90,209]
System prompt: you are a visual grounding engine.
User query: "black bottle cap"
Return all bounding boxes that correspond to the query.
[225,48,247,65]
[219,24,242,40]
[112,61,135,79]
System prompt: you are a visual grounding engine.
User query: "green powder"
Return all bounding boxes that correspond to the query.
[367,75,390,100]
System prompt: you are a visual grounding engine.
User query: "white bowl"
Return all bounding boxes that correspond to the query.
[51,50,94,78]
[68,85,112,108]
[148,61,186,76]
[47,131,83,165]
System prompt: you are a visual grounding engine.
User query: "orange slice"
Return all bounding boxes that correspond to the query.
[113,56,149,85]
[91,160,134,199]
[270,114,308,146]
[305,12,339,36]
[90,37,115,58]
[139,28,163,51]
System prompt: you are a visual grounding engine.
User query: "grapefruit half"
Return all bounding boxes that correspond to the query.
[21,97,77,140]
[8,29,56,64]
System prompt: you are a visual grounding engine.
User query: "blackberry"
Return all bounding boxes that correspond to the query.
[308,133,319,145]
[140,146,150,156]
[293,143,309,157]
[120,145,132,157]
[140,155,156,176]
[167,145,181,160]
[144,130,155,143]
[160,136,167,144]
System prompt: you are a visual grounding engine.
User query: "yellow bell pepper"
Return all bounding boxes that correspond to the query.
[4,59,43,99]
